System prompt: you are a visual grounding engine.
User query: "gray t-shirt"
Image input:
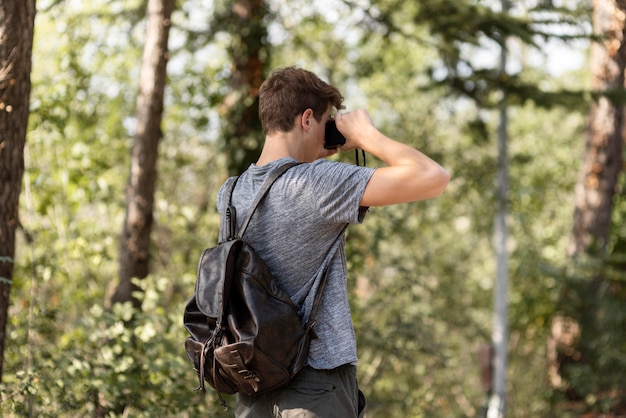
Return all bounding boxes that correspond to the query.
[216,157,375,370]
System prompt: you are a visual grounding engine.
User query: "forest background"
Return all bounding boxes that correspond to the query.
[0,0,625,417]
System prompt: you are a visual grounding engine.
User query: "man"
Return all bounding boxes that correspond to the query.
[218,67,450,418]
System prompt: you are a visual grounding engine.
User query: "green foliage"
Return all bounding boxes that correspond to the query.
[0,277,228,417]
[6,0,624,417]
[355,0,593,110]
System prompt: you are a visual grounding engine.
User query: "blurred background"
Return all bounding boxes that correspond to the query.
[1,0,624,417]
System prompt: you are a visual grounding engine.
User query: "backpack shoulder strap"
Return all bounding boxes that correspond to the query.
[236,161,299,238]
[305,224,348,328]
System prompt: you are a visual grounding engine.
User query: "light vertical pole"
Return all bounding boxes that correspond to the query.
[487,0,510,417]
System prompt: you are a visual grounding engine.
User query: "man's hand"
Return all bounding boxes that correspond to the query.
[334,110,378,151]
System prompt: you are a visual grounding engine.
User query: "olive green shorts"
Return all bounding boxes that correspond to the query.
[235,365,366,418]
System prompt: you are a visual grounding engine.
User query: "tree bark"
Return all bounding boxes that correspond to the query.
[0,0,36,382]
[112,0,174,307]
[568,0,625,259]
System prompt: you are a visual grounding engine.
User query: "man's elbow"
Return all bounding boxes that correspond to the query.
[407,167,450,201]
[422,166,450,199]
[433,167,450,196]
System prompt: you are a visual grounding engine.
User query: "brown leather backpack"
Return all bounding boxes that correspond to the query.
[183,162,344,408]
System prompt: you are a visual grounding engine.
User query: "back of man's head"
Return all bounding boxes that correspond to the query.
[259,67,344,135]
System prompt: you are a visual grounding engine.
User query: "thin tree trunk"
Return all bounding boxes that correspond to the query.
[112,0,174,307]
[0,0,36,381]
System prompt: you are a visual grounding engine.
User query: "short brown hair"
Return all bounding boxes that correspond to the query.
[258,67,344,135]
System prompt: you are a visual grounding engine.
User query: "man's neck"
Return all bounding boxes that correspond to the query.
[256,132,303,166]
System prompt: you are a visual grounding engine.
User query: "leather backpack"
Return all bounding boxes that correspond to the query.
[183,162,345,408]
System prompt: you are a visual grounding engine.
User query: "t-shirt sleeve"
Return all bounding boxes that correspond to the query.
[216,176,237,213]
[306,160,375,224]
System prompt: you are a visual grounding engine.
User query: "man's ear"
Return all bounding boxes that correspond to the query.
[301,108,314,131]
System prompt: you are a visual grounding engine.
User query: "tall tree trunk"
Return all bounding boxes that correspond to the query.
[568,0,625,259]
[112,0,174,307]
[549,0,626,411]
[221,0,268,176]
[0,0,36,382]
